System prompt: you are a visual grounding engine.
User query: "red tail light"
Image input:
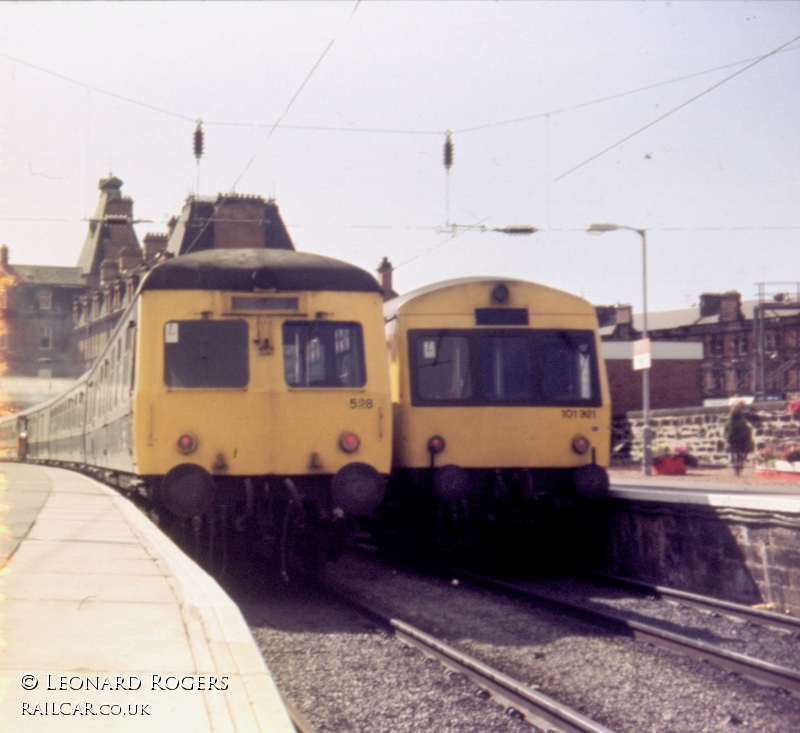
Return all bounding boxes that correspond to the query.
[572,434,590,455]
[428,435,446,454]
[177,434,197,454]
[339,432,360,453]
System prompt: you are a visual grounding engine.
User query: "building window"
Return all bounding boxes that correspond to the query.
[710,334,724,357]
[37,290,52,311]
[735,367,750,392]
[39,326,52,350]
[765,331,779,351]
[735,334,748,355]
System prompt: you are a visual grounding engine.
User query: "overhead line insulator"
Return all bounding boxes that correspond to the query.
[194,121,204,161]
[443,131,453,171]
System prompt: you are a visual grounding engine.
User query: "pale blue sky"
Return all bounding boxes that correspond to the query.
[1,1,798,312]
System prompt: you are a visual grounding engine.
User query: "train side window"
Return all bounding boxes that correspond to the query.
[539,332,595,401]
[415,335,472,400]
[282,322,366,388]
[479,336,533,400]
[164,320,249,388]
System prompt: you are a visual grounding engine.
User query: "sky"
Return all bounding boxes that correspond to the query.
[0,1,798,314]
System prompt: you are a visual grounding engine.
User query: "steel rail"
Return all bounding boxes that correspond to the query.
[579,571,800,635]
[324,585,617,733]
[456,571,800,697]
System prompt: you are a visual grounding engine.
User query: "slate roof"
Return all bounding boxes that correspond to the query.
[10,265,84,287]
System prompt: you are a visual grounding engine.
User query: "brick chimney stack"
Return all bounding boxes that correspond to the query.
[100,259,119,285]
[119,245,142,272]
[1,244,8,268]
[143,233,168,262]
[377,257,393,300]
[719,292,743,323]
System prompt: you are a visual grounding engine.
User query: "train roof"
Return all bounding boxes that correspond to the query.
[384,276,592,320]
[142,249,382,294]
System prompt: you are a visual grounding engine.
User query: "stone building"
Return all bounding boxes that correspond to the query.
[71,176,148,373]
[598,287,800,409]
[0,245,84,379]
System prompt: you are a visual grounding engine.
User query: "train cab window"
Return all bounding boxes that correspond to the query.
[164,320,249,388]
[282,322,366,388]
[539,333,594,401]
[416,336,472,400]
[479,336,533,400]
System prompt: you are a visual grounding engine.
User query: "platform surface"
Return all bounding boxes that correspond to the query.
[609,465,800,514]
[0,462,295,732]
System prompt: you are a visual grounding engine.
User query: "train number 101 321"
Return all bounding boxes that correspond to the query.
[562,408,596,419]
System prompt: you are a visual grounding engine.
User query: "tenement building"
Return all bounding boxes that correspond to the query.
[598,286,800,411]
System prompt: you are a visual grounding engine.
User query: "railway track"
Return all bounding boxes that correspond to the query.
[454,570,800,697]
[324,584,618,733]
[581,571,800,635]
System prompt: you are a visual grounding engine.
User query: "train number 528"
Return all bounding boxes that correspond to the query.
[350,398,373,409]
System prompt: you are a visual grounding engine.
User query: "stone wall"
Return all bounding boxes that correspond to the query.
[580,499,800,616]
[612,401,800,466]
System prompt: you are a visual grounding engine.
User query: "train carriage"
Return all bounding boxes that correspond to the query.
[1,249,392,576]
[382,277,611,556]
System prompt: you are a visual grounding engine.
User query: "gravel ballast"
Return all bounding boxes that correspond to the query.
[328,554,800,733]
[238,582,534,732]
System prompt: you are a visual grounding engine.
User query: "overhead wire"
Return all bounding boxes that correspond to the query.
[183,0,361,255]
[3,45,798,139]
[555,32,800,181]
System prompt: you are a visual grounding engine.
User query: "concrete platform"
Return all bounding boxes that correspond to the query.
[0,463,295,732]
[609,466,800,514]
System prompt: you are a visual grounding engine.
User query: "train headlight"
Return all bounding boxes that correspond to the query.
[491,284,510,304]
[428,435,446,455]
[339,432,361,453]
[177,434,198,454]
[571,434,590,455]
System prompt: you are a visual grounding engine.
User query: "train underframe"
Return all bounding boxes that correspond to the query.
[25,458,385,582]
[378,464,609,568]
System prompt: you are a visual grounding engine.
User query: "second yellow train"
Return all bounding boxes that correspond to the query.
[381,276,611,555]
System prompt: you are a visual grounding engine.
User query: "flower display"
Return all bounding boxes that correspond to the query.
[783,445,800,463]
[756,446,780,466]
[651,442,698,472]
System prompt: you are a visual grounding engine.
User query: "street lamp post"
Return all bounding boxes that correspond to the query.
[588,223,652,476]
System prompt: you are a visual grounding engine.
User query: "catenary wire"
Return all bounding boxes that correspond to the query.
[554,32,800,182]
[184,1,360,254]
[3,45,798,138]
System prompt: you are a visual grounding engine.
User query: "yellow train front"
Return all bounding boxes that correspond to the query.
[383,277,611,556]
[7,249,392,576]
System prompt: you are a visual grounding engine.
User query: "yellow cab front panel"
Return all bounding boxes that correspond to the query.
[133,288,391,478]
[386,278,611,470]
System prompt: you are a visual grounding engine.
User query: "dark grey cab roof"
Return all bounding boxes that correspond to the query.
[141,249,382,294]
